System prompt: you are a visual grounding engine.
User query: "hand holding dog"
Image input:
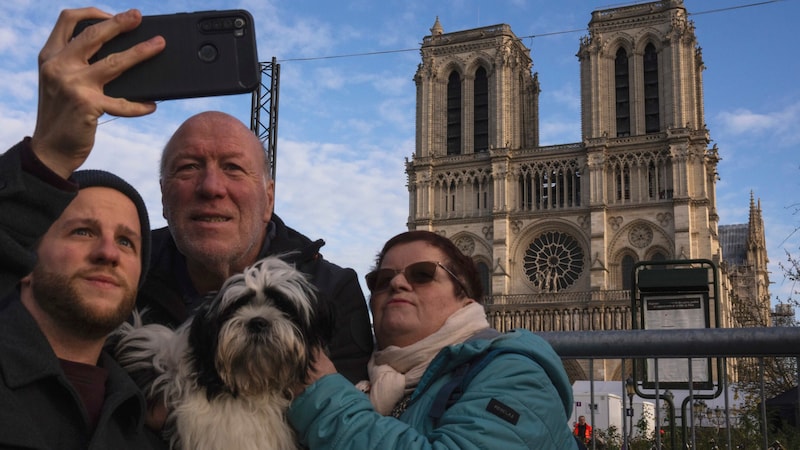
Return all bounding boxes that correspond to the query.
[31,8,165,178]
[145,399,168,432]
[294,347,337,397]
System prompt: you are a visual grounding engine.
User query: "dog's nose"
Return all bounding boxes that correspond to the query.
[247,317,270,333]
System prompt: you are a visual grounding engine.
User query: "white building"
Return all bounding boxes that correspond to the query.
[573,381,655,440]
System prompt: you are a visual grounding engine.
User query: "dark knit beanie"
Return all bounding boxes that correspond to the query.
[71,170,151,287]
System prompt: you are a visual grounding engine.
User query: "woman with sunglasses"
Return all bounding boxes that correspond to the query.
[289,230,578,449]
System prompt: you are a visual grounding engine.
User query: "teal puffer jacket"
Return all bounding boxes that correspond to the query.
[289,329,577,449]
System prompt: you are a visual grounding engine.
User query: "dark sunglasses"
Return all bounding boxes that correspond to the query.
[365,261,469,295]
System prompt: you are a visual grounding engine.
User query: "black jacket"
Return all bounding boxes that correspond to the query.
[136,215,374,382]
[0,297,165,449]
[0,140,76,298]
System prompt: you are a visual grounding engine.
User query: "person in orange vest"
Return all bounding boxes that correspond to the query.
[573,415,593,444]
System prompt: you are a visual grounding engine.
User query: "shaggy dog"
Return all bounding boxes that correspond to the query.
[114,257,333,450]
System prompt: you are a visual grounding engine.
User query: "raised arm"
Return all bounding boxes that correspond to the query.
[30,7,165,178]
[0,7,165,297]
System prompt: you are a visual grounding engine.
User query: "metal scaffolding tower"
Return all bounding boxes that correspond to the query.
[250,57,280,183]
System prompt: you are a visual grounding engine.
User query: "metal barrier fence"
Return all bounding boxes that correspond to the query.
[537,327,800,450]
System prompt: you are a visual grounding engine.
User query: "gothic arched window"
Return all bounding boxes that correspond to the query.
[621,254,636,290]
[643,43,660,133]
[615,163,631,201]
[476,260,491,297]
[447,71,462,155]
[448,180,456,211]
[648,161,657,199]
[615,48,630,137]
[474,67,489,153]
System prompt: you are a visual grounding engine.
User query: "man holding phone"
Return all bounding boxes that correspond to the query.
[0,8,166,448]
[32,6,373,384]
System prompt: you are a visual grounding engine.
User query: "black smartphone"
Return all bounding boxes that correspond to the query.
[73,10,260,101]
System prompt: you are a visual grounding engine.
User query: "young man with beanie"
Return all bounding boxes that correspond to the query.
[0,8,165,449]
[0,168,161,449]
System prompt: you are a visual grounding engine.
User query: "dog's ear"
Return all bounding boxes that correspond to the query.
[266,283,334,351]
[187,303,227,400]
[111,321,174,397]
[300,289,335,384]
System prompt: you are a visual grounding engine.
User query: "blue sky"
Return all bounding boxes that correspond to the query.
[1,0,798,304]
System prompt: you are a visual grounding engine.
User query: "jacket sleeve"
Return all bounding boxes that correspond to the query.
[0,140,76,298]
[319,266,374,383]
[289,353,577,450]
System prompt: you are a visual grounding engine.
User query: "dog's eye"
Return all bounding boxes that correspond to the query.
[264,289,299,317]
[217,292,257,324]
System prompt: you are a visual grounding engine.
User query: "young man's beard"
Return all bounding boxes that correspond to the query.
[30,267,136,340]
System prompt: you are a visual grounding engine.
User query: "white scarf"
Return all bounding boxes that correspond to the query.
[364,302,491,415]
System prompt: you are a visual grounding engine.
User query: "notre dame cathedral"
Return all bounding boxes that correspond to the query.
[405,0,771,381]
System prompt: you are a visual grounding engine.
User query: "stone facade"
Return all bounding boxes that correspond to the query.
[406,1,770,381]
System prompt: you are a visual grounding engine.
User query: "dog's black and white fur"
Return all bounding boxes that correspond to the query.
[114,257,333,450]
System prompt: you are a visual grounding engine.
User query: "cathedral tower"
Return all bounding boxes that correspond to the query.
[405,0,764,380]
[576,0,722,291]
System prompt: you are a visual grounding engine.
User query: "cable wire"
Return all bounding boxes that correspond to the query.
[279,0,785,63]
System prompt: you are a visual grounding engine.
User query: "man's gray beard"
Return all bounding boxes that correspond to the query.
[30,267,135,340]
[180,242,256,279]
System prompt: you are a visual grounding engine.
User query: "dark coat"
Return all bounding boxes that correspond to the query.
[136,215,374,382]
[0,139,76,298]
[0,297,165,449]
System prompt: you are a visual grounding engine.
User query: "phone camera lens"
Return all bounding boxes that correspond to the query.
[198,43,218,63]
[234,18,245,29]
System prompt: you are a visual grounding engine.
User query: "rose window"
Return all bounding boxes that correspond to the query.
[523,231,584,292]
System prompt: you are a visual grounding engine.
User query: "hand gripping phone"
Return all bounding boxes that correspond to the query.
[73,10,260,101]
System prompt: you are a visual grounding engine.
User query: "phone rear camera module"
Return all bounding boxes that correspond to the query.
[233,17,247,37]
[198,43,218,63]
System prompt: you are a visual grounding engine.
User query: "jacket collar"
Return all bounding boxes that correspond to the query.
[0,296,63,389]
[0,295,147,432]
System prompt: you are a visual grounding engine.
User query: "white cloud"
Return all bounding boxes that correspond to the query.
[718,109,779,134]
[715,101,800,145]
[370,74,411,97]
[313,66,347,90]
[271,137,410,288]
[549,82,581,111]
[539,118,581,145]
[377,97,415,131]
[0,69,40,103]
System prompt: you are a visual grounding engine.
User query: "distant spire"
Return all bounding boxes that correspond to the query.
[748,191,756,234]
[748,191,765,247]
[431,16,444,36]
